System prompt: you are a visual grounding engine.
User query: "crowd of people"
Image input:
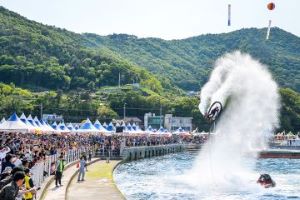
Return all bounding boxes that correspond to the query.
[0,131,207,200]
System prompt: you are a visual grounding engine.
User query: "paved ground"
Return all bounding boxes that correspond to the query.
[67,160,125,200]
[42,158,98,200]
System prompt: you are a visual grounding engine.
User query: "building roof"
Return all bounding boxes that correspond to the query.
[124,117,142,123]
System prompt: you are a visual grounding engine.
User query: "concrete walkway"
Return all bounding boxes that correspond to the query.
[42,158,98,200]
[67,160,125,200]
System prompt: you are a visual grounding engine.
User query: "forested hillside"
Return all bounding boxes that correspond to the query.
[84,28,300,91]
[0,6,299,132]
[0,6,163,93]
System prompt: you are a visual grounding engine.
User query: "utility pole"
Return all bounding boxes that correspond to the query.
[118,72,121,88]
[123,103,126,120]
[160,104,162,128]
[40,103,43,119]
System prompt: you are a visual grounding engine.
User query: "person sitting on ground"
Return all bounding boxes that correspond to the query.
[0,171,25,200]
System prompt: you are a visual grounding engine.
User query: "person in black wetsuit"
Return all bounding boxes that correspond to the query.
[257,174,276,188]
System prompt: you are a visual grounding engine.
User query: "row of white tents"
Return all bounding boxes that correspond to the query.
[0,113,191,136]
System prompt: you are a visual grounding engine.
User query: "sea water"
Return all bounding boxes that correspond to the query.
[114,152,300,200]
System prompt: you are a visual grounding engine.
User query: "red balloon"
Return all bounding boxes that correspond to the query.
[267,2,275,10]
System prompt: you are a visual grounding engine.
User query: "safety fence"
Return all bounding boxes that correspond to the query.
[31,146,94,187]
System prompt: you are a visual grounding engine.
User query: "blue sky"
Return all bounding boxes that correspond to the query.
[1,0,299,39]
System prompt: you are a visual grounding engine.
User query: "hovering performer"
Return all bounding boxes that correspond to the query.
[204,101,223,122]
[257,174,276,188]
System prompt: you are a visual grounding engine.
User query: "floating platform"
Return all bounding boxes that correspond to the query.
[185,144,300,159]
[259,149,300,159]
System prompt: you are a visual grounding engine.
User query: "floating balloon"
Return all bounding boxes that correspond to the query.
[267,2,275,10]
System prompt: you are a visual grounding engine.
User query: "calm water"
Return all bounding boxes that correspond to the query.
[114,152,300,200]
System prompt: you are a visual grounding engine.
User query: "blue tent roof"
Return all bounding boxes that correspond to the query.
[67,123,75,131]
[158,126,165,132]
[146,125,153,131]
[52,121,58,129]
[126,123,132,131]
[102,122,108,128]
[20,114,34,129]
[27,115,38,127]
[34,116,42,127]
[132,123,137,131]
[78,119,98,132]
[94,120,102,129]
[177,127,183,132]
[59,122,69,131]
[0,113,30,132]
[106,122,115,131]
[8,113,19,121]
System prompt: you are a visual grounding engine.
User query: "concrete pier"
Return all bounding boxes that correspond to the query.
[121,144,185,161]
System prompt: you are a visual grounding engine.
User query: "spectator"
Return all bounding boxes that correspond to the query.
[88,150,92,162]
[0,171,25,200]
[77,156,86,182]
[55,155,65,187]
[23,168,34,200]
[1,154,15,173]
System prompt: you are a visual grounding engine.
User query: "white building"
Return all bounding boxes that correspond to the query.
[164,114,193,131]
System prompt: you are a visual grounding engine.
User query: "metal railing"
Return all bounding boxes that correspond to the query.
[31,147,94,187]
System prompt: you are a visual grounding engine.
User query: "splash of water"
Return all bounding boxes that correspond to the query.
[191,51,280,191]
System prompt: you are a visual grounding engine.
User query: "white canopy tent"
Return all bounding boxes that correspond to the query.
[0,118,5,124]
[94,120,111,134]
[0,113,30,133]
[57,122,70,134]
[75,119,100,134]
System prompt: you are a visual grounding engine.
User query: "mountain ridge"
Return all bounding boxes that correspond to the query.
[83,27,300,91]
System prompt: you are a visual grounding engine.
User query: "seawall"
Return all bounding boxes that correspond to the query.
[121,144,185,161]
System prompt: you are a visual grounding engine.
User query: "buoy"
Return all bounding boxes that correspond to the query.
[267,2,275,10]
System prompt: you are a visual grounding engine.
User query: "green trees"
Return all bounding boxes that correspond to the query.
[279,88,300,132]
[0,83,299,132]
[97,105,118,121]
[84,28,300,92]
[0,6,299,132]
[0,6,162,92]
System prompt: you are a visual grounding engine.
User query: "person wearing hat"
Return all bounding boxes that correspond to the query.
[23,168,34,200]
[0,171,25,200]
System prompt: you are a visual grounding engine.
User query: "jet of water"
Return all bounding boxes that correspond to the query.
[192,51,280,191]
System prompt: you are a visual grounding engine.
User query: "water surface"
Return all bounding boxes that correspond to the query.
[114,152,300,200]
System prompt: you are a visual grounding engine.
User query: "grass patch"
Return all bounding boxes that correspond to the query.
[86,161,118,180]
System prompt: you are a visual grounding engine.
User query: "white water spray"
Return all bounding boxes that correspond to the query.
[191,51,280,191]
